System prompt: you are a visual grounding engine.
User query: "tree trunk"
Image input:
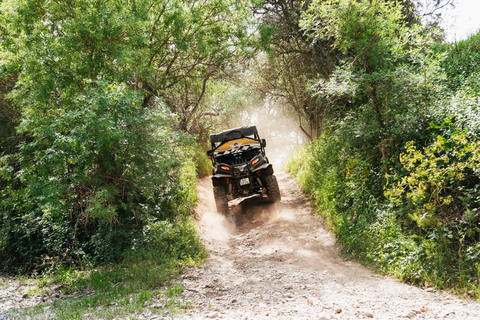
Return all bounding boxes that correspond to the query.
[370,84,384,128]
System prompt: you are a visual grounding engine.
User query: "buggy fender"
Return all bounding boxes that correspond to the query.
[256,163,274,176]
[212,175,230,186]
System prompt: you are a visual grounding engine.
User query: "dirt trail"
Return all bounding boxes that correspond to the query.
[180,172,480,319]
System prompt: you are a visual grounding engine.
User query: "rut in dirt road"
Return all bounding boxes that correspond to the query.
[179,171,480,320]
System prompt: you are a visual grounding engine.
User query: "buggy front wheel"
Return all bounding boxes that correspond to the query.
[265,174,281,203]
[213,186,229,214]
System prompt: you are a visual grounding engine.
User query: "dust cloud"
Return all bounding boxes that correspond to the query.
[194,178,234,243]
[186,173,480,320]
[197,95,308,242]
[226,99,306,170]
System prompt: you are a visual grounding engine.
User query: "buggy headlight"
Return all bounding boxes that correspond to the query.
[251,155,264,167]
[215,165,231,172]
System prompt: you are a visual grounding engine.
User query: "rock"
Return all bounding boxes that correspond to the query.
[317,314,329,320]
[208,311,220,318]
[231,299,237,303]
[364,311,374,318]
[0,312,13,320]
[412,309,421,314]
[420,306,429,313]
[335,308,342,314]
[425,288,436,293]
[406,311,416,318]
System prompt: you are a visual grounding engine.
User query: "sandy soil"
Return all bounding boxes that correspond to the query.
[179,172,480,320]
[1,171,479,320]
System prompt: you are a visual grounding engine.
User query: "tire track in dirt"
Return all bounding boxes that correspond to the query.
[180,172,480,319]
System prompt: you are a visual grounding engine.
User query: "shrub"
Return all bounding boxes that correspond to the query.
[190,144,212,178]
[385,125,480,281]
[287,117,480,291]
[130,218,207,263]
[0,82,200,272]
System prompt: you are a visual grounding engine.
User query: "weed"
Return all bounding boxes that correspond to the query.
[7,218,206,319]
[286,131,480,300]
[167,285,184,298]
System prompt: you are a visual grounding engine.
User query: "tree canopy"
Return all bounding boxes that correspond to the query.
[0,0,259,271]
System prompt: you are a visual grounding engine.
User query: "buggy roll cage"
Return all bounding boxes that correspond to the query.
[207,126,266,163]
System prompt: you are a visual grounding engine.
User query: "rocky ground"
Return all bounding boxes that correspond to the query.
[0,275,62,320]
[178,172,480,319]
[1,172,480,319]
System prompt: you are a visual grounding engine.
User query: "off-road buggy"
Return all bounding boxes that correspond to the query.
[207,126,281,214]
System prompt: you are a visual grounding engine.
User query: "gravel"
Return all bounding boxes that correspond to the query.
[177,172,480,320]
[2,172,480,319]
[0,312,13,320]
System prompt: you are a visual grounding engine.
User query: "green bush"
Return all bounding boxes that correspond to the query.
[0,81,201,272]
[190,144,212,178]
[385,125,480,283]
[130,218,207,263]
[432,71,480,134]
[440,30,480,92]
[286,116,480,292]
[0,73,21,156]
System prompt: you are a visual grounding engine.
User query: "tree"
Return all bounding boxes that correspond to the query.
[246,0,421,140]
[0,72,20,156]
[415,0,454,18]
[1,0,255,129]
[301,0,437,129]
[0,0,256,270]
[141,0,257,134]
[246,0,339,141]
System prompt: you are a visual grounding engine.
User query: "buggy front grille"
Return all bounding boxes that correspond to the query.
[216,149,258,165]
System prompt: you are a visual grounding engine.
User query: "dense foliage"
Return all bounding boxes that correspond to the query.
[286,0,480,296]
[0,0,258,272]
[1,0,478,300]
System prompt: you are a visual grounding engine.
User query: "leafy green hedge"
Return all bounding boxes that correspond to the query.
[0,81,205,272]
[286,120,480,295]
[286,8,480,296]
[0,0,220,273]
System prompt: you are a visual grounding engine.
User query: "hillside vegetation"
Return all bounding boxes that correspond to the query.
[286,0,480,297]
